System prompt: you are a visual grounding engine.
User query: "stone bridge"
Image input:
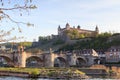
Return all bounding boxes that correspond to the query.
[0,47,98,67]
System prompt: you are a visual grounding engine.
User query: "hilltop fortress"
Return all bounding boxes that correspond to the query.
[38,23,99,42]
[37,23,100,47]
[57,23,99,40]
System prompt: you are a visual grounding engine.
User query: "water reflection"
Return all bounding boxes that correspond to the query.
[0,77,42,80]
[0,77,65,80]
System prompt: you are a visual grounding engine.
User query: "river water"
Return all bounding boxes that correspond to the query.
[0,76,118,80]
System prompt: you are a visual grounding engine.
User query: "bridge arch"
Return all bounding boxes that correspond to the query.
[54,57,67,67]
[0,56,14,67]
[26,56,44,67]
[76,57,87,67]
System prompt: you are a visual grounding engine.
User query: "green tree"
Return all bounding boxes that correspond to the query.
[19,42,32,47]
[79,34,85,38]
[65,29,80,39]
[72,29,79,36]
[72,29,80,39]
[98,32,112,38]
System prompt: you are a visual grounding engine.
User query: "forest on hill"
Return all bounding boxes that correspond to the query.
[59,33,120,51]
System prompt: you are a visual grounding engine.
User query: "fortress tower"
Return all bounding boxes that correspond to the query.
[95,25,99,34]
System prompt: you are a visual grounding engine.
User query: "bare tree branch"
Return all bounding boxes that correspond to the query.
[0,0,36,43]
[0,4,36,11]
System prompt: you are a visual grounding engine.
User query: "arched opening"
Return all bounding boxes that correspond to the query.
[94,58,100,64]
[0,56,14,67]
[76,57,86,67]
[54,57,66,67]
[26,56,43,67]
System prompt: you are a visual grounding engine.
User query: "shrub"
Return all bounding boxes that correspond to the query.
[47,71,56,77]
[29,69,40,77]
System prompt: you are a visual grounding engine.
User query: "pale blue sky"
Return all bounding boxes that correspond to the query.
[1,0,120,42]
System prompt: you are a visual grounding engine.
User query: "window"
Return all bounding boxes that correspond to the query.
[114,52,116,55]
[114,49,116,52]
[110,53,113,56]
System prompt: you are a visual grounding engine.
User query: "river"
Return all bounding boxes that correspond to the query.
[0,76,118,80]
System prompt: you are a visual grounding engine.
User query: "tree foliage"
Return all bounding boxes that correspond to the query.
[52,39,65,45]
[59,32,120,51]
[0,0,36,42]
[18,42,32,47]
[0,0,36,25]
[97,32,112,38]
[0,28,15,42]
[65,29,88,39]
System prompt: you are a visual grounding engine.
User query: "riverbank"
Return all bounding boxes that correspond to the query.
[1,65,120,79]
[0,67,88,79]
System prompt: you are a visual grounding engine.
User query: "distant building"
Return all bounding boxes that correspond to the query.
[58,23,99,40]
[105,46,120,63]
[74,49,98,57]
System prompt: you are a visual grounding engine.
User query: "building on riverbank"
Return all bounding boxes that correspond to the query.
[105,46,120,63]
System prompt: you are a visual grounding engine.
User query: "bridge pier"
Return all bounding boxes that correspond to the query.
[17,46,26,67]
[45,48,55,67]
[18,52,26,67]
[70,53,77,66]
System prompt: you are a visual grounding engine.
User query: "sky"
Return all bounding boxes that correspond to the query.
[1,0,120,42]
